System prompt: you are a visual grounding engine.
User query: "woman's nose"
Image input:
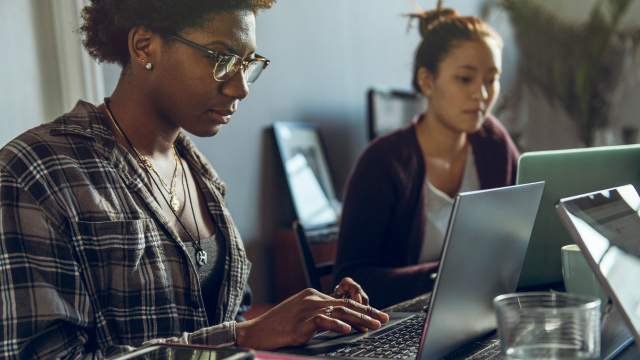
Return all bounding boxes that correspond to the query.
[222,69,250,100]
[471,83,488,102]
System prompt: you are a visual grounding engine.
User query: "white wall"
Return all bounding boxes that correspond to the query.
[0,0,114,147]
[187,0,516,303]
[11,0,630,304]
[0,1,62,147]
[191,0,640,302]
[0,0,517,304]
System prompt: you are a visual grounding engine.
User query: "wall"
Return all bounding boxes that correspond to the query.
[187,0,516,303]
[0,0,115,147]
[0,1,62,147]
[0,0,516,304]
[6,0,634,304]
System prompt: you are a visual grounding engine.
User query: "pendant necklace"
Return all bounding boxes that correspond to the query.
[104,98,207,265]
[104,102,181,211]
[147,146,181,212]
[179,154,208,266]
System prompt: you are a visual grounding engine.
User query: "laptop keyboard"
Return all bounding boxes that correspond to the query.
[321,314,426,359]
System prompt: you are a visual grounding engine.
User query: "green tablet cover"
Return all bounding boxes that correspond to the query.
[516,144,640,288]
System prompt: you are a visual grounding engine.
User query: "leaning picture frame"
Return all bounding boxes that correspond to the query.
[272,122,340,229]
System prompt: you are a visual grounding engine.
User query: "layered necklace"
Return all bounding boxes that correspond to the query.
[104,98,208,266]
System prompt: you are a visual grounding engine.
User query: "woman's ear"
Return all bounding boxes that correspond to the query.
[417,67,434,98]
[128,26,157,71]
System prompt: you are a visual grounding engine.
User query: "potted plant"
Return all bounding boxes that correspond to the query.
[483,0,640,147]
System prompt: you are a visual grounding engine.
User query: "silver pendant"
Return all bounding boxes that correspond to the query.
[197,250,208,266]
[170,193,180,212]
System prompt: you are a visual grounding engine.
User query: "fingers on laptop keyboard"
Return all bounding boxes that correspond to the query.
[318,298,389,325]
[328,306,382,331]
[312,315,353,334]
[334,277,370,306]
[338,299,389,324]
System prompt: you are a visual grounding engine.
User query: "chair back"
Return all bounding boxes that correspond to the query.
[367,88,427,141]
[292,220,335,292]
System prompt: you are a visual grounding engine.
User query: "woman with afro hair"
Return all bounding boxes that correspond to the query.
[0,0,388,358]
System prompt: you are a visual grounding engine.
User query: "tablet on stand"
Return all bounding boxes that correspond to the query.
[556,185,640,358]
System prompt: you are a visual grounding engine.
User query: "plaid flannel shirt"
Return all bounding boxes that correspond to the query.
[0,101,251,359]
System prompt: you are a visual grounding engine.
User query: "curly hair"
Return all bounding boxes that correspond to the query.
[409,1,503,92]
[80,0,277,67]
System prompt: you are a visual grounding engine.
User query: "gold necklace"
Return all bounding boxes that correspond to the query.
[104,105,181,212]
[153,147,180,212]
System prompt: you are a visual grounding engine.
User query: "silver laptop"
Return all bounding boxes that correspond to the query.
[277,182,544,360]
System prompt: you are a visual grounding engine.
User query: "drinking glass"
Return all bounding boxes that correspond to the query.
[494,292,601,359]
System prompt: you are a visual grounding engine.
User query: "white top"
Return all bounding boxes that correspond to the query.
[418,147,481,263]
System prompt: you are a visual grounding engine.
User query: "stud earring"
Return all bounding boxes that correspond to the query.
[146,63,152,70]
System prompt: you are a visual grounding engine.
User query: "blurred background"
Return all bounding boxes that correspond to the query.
[1,0,639,304]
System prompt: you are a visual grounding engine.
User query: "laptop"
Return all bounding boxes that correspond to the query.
[277,182,545,360]
[515,144,640,289]
[556,184,639,358]
[272,122,341,243]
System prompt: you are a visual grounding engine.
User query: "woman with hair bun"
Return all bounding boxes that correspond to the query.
[333,1,519,309]
[0,1,389,358]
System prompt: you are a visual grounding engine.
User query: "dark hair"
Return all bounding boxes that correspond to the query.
[410,3,503,92]
[79,0,277,67]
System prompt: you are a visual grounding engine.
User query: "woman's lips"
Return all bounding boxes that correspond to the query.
[208,110,232,124]
[464,109,483,116]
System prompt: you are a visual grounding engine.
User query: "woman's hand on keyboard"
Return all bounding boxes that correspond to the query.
[332,277,369,305]
[235,287,389,350]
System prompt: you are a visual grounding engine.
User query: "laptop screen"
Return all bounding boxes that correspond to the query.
[272,122,340,228]
[515,144,640,289]
[558,184,640,343]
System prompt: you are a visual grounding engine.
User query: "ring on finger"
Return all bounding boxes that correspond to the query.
[334,285,348,299]
[325,305,334,318]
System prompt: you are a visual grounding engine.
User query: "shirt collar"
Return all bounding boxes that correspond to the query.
[49,100,117,161]
[49,99,219,182]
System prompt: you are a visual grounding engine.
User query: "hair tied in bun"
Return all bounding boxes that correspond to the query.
[412,0,428,17]
[403,0,459,37]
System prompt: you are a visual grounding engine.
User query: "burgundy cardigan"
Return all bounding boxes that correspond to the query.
[333,115,519,308]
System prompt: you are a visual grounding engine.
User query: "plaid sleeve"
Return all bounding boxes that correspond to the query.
[142,322,237,348]
[0,168,129,359]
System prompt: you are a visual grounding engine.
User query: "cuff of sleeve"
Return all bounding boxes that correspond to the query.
[180,321,237,347]
[232,321,237,345]
[141,322,237,347]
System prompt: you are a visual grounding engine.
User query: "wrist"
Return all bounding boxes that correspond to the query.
[235,319,258,349]
[235,320,249,348]
[236,318,280,351]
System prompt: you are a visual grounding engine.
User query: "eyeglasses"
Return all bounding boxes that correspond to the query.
[167,35,270,84]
